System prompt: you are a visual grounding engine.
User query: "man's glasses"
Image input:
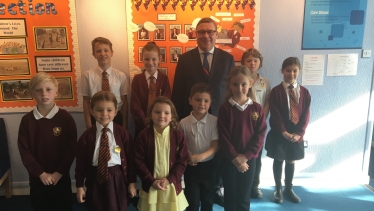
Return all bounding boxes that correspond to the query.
[197,30,217,36]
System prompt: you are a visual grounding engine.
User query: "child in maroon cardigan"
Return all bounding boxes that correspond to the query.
[265,57,311,204]
[135,96,189,211]
[130,41,171,138]
[18,72,77,211]
[217,66,267,211]
[75,91,136,211]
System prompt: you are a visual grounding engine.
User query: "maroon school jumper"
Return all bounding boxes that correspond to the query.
[135,126,188,195]
[18,108,77,184]
[130,70,171,136]
[217,101,267,161]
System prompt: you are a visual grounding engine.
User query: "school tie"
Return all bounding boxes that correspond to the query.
[148,75,156,106]
[202,52,210,76]
[102,71,110,91]
[97,127,110,184]
[288,85,299,125]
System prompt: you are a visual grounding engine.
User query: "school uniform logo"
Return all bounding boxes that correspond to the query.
[53,127,62,136]
[261,83,265,87]
[252,112,259,121]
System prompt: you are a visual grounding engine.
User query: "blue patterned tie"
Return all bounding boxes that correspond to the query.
[202,52,210,76]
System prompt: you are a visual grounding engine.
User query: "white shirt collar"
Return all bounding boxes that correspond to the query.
[145,70,158,80]
[282,81,298,89]
[198,47,215,55]
[96,121,114,133]
[189,111,208,124]
[228,97,253,111]
[33,104,59,120]
[97,66,112,75]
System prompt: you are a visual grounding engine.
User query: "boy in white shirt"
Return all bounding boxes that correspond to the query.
[178,83,219,211]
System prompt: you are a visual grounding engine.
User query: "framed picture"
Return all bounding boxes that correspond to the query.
[138,25,150,40]
[138,47,143,62]
[0,38,27,55]
[56,77,73,100]
[185,47,195,52]
[170,47,182,63]
[1,79,32,101]
[0,18,27,37]
[169,24,181,40]
[0,58,30,76]
[184,24,196,40]
[160,47,166,63]
[35,56,72,72]
[34,27,68,50]
[158,67,167,75]
[153,24,166,41]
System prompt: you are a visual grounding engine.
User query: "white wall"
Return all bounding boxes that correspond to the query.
[1,0,374,195]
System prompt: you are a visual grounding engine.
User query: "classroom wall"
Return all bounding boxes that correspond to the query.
[1,0,373,195]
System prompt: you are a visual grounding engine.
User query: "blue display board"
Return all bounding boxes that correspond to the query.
[302,0,367,49]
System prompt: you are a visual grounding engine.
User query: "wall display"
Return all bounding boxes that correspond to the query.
[302,0,367,49]
[35,56,72,72]
[126,0,260,85]
[159,67,168,75]
[0,58,30,76]
[170,47,182,63]
[327,54,358,76]
[34,27,68,50]
[154,24,166,41]
[0,0,81,112]
[56,77,73,100]
[0,18,27,37]
[0,38,27,55]
[0,79,32,101]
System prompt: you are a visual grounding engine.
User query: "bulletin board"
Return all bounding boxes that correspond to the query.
[0,0,81,112]
[126,0,261,85]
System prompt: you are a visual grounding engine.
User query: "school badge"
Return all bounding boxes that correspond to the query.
[252,112,259,121]
[176,146,179,151]
[53,127,62,136]
[261,83,265,87]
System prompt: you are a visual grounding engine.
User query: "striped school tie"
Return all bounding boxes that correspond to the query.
[202,52,210,76]
[102,71,110,91]
[288,85,299,125]
[148,75,156,106]
[97,127,110,184]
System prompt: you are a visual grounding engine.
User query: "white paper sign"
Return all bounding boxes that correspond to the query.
[327,54,358,76]
[302,54,325,85]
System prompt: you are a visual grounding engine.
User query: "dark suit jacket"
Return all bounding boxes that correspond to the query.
[172,47,234,119]
[75,124,136,188]
[130,70,171,136]
[135,127,188,195]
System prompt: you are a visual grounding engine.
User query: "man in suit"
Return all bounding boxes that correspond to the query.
[172,17,235,120]
[172,18,234,206]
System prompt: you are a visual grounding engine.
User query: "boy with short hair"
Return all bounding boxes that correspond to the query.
[18,72,77,211]
[81,37,129,129]
[178,83,219,211]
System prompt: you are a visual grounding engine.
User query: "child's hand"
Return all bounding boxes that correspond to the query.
[160,178,170,189]
[128,183,137,198]
[50,172,62,185]
[152,180,166,191]
[39,172,54,185]
[290,133,301,142]
[188,154,202,166]
[237,163,249,173]
[76,187,86,203]
[231,154,248,167]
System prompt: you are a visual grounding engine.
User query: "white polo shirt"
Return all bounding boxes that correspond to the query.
[178,112,218,162]
[252,74,271,107]
[81,66,129,109]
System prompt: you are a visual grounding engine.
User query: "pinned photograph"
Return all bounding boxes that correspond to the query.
[154,24,166,41]
[185,47,195,52]
[1,79,32,101]
[158,67,168,75]
[185,24,196,40]
[138,25,150,40]
[169,24,181,40]
[139,47,143,62]
[34,27,68,50]
[56,77,73,100]
[0,58,30,76]
[170,47,182,63]
[160,47,166,63]
[0,38,27,55]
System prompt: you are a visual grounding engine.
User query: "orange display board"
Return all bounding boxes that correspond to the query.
[0,0,79,111]
[129,0,259,85]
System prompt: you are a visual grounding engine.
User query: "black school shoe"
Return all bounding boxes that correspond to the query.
[283,187,301,203]
[251,187,263,198]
